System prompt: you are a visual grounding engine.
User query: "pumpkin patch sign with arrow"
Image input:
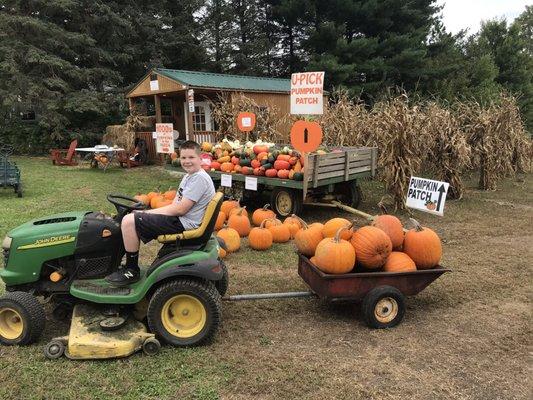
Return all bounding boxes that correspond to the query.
[406,177,449,216]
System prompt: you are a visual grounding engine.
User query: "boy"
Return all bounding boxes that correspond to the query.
[106,140,216,286]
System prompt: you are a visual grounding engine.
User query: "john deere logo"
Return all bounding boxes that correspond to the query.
[18,235,75,250]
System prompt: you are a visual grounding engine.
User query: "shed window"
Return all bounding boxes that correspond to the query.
[193,106,206,131]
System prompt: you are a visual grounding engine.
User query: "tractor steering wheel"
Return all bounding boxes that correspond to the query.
[107,194,146,218]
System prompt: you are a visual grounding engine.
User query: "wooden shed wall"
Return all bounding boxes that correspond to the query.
[128,75,186,98]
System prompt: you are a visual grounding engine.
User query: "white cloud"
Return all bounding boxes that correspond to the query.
[437,0,531,34]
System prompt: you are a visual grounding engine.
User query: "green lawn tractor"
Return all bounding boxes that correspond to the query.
[0,192,227,359]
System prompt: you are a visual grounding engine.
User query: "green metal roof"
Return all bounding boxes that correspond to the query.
[154,68,290,93]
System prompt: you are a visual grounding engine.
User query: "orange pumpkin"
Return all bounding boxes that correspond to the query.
[215,211,226,230]
[403,218,442,269]
[241,166,252,175]
[163,188,177,200]
[266,219,291,243]
[150,195,165,209]
[134,193,150,206]
[221,200,239,217]
[322,218,353,240]
[252,204,276,226]
[383,252,416,272]
[218,247,227,259]
[277,169,290,179]
[220,162,234,172]
[248,220,273,250]
[228,206,248,218]
[293,215,323,256]
[350,226,392,269]
[313,228,356,274]
[211,161,221,171]
[371,215,404,249]
[147,190,160,202]
[283,217,300,239]
[217,227,241,253]
[227,208,251,237]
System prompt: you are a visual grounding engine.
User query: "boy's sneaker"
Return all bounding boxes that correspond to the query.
[105,267,140,287]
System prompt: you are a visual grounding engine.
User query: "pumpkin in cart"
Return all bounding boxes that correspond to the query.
[350,226,392,269]
[322,218,353,240]
[252,204,276,226]
[227,208,251,237]
[217,227,241,253]
[403,218,442,269]
[313,228,356,274]
[293,215,323,256]
[248,220,273,250]
[383,252,416,272]
[371,215,404,249]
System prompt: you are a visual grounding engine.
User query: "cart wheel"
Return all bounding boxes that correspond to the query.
[142,337,161,356]
[361,286,405,329]
[147,279,221,347]
[0,292,45,345]
[43,339,66,359]
[271,187,302,217]
[335,181,362,208]
[214,260,229,297]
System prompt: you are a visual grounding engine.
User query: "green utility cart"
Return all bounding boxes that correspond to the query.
[0,143,22,198]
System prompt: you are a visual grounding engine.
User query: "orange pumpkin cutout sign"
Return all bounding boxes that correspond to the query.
[290,120,323,153]
[237,112,256,132]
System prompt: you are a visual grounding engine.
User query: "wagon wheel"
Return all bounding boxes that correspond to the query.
[270,187,302,218]
[334,181,362,208]
[361,286,405,329]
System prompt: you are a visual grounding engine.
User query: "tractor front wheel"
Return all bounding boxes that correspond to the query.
[147,279,222,347]
[0,292,45,345]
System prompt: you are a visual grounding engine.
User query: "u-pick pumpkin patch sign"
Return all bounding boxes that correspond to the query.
[406,176,449,216]
[290,71,325,115]
[290,120,323,153]
[237,112,256,132]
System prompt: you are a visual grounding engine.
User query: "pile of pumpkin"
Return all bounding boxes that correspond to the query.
[216,199,442,274]
[133,188,177,209]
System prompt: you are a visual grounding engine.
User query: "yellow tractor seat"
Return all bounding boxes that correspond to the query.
[157,191,223,247]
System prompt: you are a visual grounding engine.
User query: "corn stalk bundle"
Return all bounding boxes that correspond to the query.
[458,94,530,190]
[209,93,286,143]
[371,93,434,209]
[103,106,142,149]
[425,103,471,199]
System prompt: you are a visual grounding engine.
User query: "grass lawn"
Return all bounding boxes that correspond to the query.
[0,157,531,400]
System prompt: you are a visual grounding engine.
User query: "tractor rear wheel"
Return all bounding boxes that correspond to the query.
[147,279,222,347]
[0,292,45,345]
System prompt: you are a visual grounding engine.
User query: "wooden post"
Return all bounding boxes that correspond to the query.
[186,89,195,141]
[128,98,134,113]
[154,94,162,123]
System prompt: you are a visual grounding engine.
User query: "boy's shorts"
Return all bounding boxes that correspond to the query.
[134,212,185,243]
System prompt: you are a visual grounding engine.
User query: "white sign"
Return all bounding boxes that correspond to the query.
[245,176,258,191]
[221,174,232,188]
[150,80,159,91]
[242,117,252,128]
[406,176,449,216]
[188,89,195,113]
[152,132,157,139]
[290,71,325,115]
[155,123,175,154]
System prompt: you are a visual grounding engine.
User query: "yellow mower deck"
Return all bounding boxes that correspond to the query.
[49,304,156,360]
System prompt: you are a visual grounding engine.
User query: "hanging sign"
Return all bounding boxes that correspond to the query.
[187,89,195,113]
[155,123,175,154]
[237,112,256,132]
[290,71,325,115]
[290,120,323,153]
[245,176,258,191]
[406,176,449,216]
[150,79,159,91]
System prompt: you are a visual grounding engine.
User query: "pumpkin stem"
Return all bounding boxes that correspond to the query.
[237,206,246,216]
[409,218,424,231]
[263,204,271,211]
[259,219,268,229]
[334,227,347,243]
[291,214,308,229]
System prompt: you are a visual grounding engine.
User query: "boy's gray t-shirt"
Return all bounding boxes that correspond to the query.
[175,169,216,230]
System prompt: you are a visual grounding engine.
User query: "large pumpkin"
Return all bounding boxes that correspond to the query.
[228,206,249,219]
[350,226,392,269]
[217,227,241,253]
[252,204,276,226]
[266,219,291,243]
[383,252,416,272]
[403,218,442,269]
[227,208,251,237]
[371,215,404,249]
[221,200,239,217]
[248,220,273,250]
[322,218,352,240]
[293,215,323,256]
[313,228,356,274]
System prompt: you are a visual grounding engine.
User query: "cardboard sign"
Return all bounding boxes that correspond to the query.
[150,80,159,91]
[237,112,256,132]
[290,120,323,153]
[155,123,174,154]
[406,176,449,216]
[290,71,325,115]
[245,176,258,191]
[187,89,195,113]
[221,174,232,188]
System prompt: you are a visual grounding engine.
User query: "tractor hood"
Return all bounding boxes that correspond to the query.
[7,211,88,243]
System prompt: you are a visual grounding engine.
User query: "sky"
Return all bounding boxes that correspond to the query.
[437,0,531,34]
